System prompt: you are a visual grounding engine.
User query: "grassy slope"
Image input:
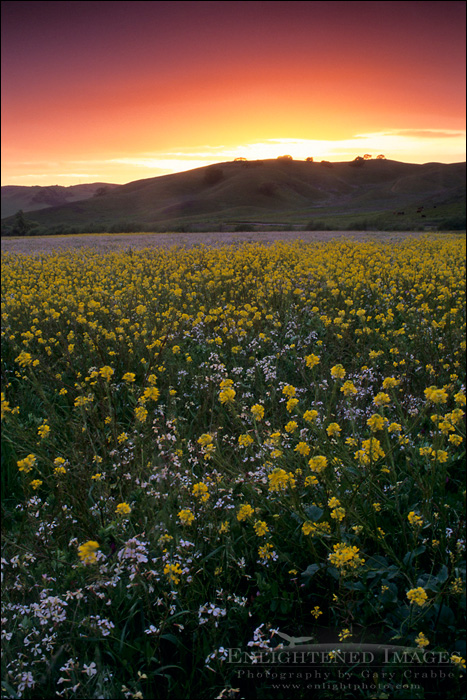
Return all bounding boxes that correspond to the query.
[1,159,465,230]
[1,183,120,219]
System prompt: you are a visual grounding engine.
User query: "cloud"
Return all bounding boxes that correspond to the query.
[10,173,98,180]
[109,130,466,173]
[394,129,466,139]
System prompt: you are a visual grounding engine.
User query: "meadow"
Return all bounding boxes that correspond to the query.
[1,235,465,699]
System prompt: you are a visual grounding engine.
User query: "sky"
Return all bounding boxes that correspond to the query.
[1,0,466,186]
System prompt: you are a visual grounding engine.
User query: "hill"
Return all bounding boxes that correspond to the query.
[1,159,465,233]
[1,182,120,219]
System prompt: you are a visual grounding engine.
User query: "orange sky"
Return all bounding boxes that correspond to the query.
[2,1,465,185]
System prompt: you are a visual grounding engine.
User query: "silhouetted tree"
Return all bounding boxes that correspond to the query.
[376,154,386,160]
[277,155,293,161]
[11,210,37,236]
[306,157,314,162]
[363,154,372,160]
[349,156,365,167]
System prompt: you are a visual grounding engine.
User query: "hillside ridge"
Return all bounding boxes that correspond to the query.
[2,158,465,233]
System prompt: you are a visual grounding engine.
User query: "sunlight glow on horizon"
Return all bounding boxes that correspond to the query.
[3,130,465,187]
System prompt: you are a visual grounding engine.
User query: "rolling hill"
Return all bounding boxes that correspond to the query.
[1,159,465,233]
[1,182,120,219]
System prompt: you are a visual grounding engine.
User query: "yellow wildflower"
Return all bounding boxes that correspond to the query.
[326,422,341,437]
[254,520,269,536]
[328,543,365,570]
[78,541,100,565]
[303,409,319,423]
[15,351,33,367]
[268,468,296,491]
[115,502,132,515]
[17,454,36,473]
[142,386,160,402]
[237,504,254,521]
[238,434,254,447]
[135,405,148,423]
[367,414,387,432]
[251,404,265,420]
[286,398,299,412]
[294,441,310,456]
[408,511,423,527]
[331,507,345,522]
[305,354,320,368]
[339,629,352,641]
[330,364,346,379]
[308,455,328,473]
[382,377,400,390]
[450,654,466,671]
[178,509,195,526]
[406,587,428,606]
[415,632,429,648]
[340,380,357,396]
[37,422,50,439]
[164,563,182,585]
[192,482,210,502]
[197,433,213,446]
[424,386,448,404]
[219,387,236,404]
[373,392,390,407]
[258,543,275,560]
[99,366,114,381]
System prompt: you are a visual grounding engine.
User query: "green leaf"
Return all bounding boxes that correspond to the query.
[343,581,366,591]
[380,581,398,604]
[301,563,321,581]
[403,545,426,567]
[436,564,449,584]
[434,603,456,628]
[304,505,324,522]
[417,572,441,592]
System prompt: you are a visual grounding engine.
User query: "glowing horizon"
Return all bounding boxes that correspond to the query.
[2,1,465,187]
[4,129,465,187]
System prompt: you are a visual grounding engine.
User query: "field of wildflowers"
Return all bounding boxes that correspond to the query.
[1,236,466,699]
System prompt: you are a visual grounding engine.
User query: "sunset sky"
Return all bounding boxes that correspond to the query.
[2,0,465,186]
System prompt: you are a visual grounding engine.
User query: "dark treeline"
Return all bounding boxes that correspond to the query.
[1,209,465,237]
